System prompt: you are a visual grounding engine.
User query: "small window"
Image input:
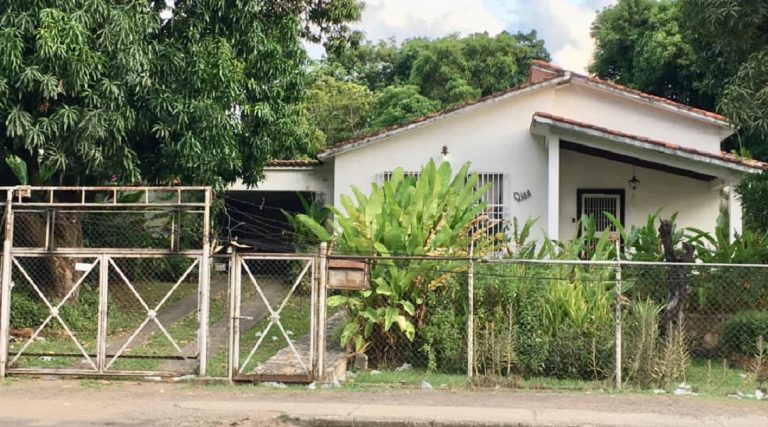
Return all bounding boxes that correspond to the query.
[577,189,625,232]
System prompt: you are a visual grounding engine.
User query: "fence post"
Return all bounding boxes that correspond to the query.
[198,187,212,377]
[317,242,328,382]
[0,189,14,379]
[228,250,241,382]
[466,243,475,383]
[96,253,109,373]
[610,232,622,390]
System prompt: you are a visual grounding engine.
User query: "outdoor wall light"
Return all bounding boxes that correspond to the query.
[441,145,449,156]
[628,167,640,191]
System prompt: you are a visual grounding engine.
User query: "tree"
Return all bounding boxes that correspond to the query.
[0,0,361,298]
[590,0,768,159]
[369,85,439,130]
[680,0,768,155]
[315,31,550,141]
[0,0,362,189]
[303,75,374,146]
[589,0,712,108]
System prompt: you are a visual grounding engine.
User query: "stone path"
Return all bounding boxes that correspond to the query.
[249,310,349,380]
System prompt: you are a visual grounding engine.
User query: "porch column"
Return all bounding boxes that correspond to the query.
[728,179,743,241]
[547,134,560,241]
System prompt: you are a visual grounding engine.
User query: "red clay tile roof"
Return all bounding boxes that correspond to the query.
[266,159,321,167]
[316,73,569,159]
[530,60,729,124]
[532,112,766,171]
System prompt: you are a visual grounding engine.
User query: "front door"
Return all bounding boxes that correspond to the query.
[577,189,625,233]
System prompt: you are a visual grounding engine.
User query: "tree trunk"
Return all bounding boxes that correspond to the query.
[49,210,83,301]
[658,220,694,335]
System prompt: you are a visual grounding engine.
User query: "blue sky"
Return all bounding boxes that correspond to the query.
[347,0,617,73]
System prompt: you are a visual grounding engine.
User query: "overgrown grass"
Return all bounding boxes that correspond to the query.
[8,280,198,371]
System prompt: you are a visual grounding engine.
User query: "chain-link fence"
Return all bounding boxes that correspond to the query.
[325,255,768,391]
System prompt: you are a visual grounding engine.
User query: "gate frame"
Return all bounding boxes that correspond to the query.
[228,251,322,383]
[0,186,212,379]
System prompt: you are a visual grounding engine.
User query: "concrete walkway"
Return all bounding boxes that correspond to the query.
[0,379,766,426]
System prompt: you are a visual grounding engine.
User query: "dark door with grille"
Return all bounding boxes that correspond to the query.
[577,189,625,233]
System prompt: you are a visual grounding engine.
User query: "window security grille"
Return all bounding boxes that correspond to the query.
[580,193,621,231]
[379,171,506,238]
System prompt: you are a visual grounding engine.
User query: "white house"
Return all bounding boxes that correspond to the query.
[237,61,767,243]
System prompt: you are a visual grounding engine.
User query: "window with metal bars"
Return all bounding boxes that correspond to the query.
[379,171,506,238]
[577,189,625,232]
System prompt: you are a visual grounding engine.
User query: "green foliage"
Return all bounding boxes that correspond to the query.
[474,261,616,380]
[302,75,374,146]
[311,31,550,143]
[369,85,440,130]
[590,0,710,108]
[0,0,361,187]
[590,0,768,159]
[298,160,496,358]
[624,300,662,388]
[737,172,768,235]
[721,310,768,357]
[282,193,332,250]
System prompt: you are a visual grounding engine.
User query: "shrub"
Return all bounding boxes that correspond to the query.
[624,300,662,388]
[298,160,498,360]
[721,310,768,356]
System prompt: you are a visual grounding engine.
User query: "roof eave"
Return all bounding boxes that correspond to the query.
[531,115,762,174]
[570,77,733,130]
[317,75,571,160]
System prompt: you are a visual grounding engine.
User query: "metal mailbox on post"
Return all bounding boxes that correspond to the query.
[326,259,369,290]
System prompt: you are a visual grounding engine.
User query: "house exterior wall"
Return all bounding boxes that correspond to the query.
[230,165,334,203]
[331,88,557,238]
[553,82,726,154]
[558,149,723,238]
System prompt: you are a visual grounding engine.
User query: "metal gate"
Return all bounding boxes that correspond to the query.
[0,186,212,379]
[4,252,204,377]
[229,254,321,382]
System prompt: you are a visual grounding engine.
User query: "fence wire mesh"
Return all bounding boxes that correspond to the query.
[324,256,768,392]
[8,255,101,371]
[230,256,316,381]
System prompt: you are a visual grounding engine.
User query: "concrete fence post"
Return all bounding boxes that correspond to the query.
[466,243,475,383]
[317,242,328,382]
[610,232,622,390]
[0,189,14,379]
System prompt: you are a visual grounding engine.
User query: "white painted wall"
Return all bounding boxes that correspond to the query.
[554,82,726,154]
[332,88,557,239]
[230,164,334,203]
[559,150,723,238]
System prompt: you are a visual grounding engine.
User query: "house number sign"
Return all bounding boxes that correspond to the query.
[513,189,532,202]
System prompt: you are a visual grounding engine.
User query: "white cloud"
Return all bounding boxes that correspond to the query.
[312,0,617,74]
[514,0,615,73]
[355,0,505,42]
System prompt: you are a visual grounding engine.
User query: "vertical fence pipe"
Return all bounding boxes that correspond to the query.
[198,187,212,377]
[96,254,109,372]
[317,242,328,382]
[227,250,238,382]
[612,234,622,390]
[0,190,13,378]
[466,243,475,383]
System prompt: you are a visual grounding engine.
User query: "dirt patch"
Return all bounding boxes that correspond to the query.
[0,378,766,426]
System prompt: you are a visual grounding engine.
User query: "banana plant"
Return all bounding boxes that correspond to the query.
[297,160,498,352]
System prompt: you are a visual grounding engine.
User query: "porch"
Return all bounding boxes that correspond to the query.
[530,112,761,241]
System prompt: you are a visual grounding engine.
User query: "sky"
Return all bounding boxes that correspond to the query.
[330,0,617,74]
